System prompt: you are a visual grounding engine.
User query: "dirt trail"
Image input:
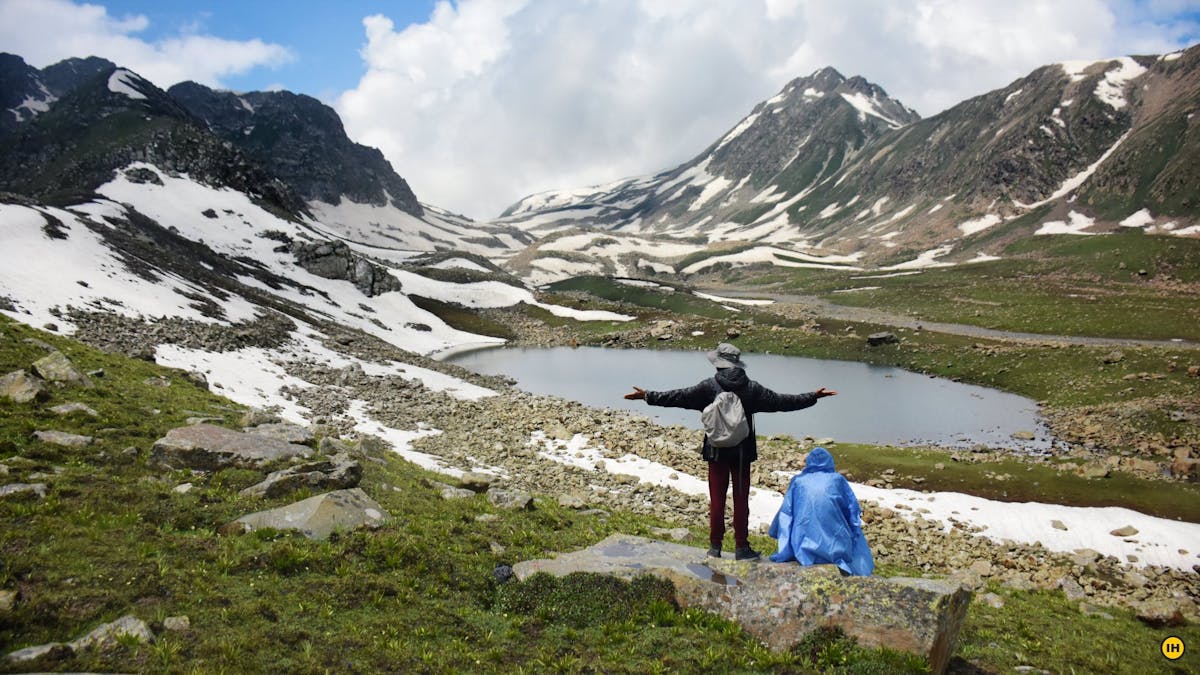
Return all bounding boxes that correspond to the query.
[705,288,1200,350]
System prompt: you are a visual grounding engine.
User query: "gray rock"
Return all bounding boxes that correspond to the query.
[0,589,16,612]
[557,493,587,509]
[0,369,48,403]
[460,471,496,493]
[229,488,390,540]
[0,483,47,499]
[1135,598,1186,627]
[33,430,93,447]
[978,592,1004,608]
[240,408,282,427]
[239,456,362,498]
[245,422,315,445]
[151,424,312,470]
[1058,577,1087,602]
[31,351,92,387]
[173,483,195,494]
[431,480,476,500]
[514,534,971,673]
[7,641,71,663]
[70,614,154,651]
[50,402,98,417]
[867,332,899,346]
[1051,520,1067,531]
[488,488,534,510]
[1109,525,1138,537]
[162,615,190,632]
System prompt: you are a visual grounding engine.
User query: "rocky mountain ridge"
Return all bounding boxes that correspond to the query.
[0,53,525,255]
[500,45,1200,272]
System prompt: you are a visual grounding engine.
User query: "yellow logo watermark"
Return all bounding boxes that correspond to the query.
[1161,636,1185,661]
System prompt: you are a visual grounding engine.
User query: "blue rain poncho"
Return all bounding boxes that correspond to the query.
[768,447,875,576]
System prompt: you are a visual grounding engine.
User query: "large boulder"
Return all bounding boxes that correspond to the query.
[243,422,315,445]
[151,424,313,470]
[31,351,92,388]
[0,370,47,403]
[227,488,390,540]
[514,534,971,674]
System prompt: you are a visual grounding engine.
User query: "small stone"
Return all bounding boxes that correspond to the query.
[1058,577,1087,602]
[557,493,586,509]
[173,483,194,494]
[50,402,98,417]
[0,483,47,499]
[460,471,496,493]
[487,488,533,510]
[978,592,1004,608]
[162,616,190,632]
[1051,520,1067,531]
[33,430,93,448]
[0,589,16,612]
[1109,525,1138,537]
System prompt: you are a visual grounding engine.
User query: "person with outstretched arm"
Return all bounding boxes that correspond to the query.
[625,343,836,560]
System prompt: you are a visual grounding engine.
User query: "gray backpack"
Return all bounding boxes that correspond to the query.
[701,382,749,448]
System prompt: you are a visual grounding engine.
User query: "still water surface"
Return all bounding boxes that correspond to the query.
[447,346,1053,450]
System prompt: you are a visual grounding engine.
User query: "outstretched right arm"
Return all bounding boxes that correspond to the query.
[631,380,715,411]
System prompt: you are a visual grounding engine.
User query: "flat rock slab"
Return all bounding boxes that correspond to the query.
[230,488,390,540]
[33,430,93,448]
[243,422,315,445]
[151,424,313,470]
[514,533,971,674]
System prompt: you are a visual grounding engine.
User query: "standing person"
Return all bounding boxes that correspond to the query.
[768,447,874,576]
[624,343,837,560]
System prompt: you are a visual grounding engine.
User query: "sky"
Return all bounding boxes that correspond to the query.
[1,0,1198,220]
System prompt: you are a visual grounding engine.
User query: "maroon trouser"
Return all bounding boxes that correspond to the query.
[707,454,753,549]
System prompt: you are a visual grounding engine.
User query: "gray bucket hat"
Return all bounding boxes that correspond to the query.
[707,342,746,369]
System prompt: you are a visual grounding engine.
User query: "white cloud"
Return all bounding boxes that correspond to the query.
[336,0,1197,219]
[0,0,293,89]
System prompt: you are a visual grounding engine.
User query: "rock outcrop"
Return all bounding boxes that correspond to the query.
[239,455,361,498]
[291,240,403,297]
[7,614,153,665]
[0,369,48,403]
[225,488,390,540]
[150,423,312,470]
[514,533,971,673]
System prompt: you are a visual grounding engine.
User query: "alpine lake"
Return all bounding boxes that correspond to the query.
[445,345,1055,452]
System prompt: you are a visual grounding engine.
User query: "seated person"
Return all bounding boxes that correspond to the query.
[768,447,874,576]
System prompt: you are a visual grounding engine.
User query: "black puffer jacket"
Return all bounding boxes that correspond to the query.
[645,367,819,462]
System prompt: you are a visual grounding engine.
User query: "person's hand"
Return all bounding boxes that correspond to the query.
[624,386,646,400]
[815,387,837,398]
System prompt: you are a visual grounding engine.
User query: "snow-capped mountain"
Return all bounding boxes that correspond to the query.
[500,46,1200,276]
[0,54,530,256]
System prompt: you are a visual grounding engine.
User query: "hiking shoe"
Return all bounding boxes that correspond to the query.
[734,546,761,561]
[706,547,721,558]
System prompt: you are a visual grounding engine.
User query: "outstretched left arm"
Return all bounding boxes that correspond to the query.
[749,383,836,413]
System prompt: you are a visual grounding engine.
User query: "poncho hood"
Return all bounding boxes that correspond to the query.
[802,447,835,474]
